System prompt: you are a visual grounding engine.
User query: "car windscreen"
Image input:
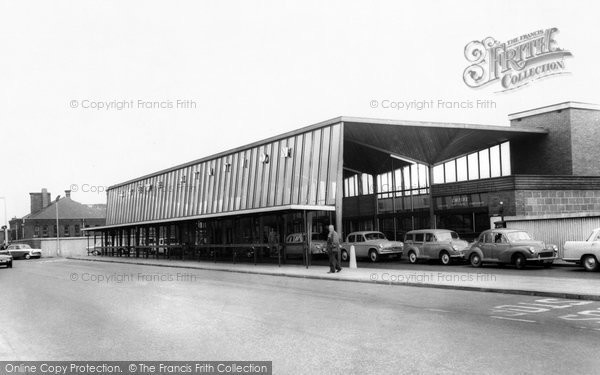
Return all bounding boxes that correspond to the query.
[436,232,459,241]
[364,232,386,241]
[506,231,533,242]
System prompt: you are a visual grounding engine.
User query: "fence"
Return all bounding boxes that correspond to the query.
[505,214,600,257]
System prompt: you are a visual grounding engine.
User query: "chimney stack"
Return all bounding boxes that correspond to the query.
[65,190,71,199]
[30,188,52,214]
[41,188,50,209]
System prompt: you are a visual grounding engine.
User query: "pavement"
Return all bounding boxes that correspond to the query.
[68,255,600,301]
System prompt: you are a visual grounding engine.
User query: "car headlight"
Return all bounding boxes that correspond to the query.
[527,246,536,254]
[379,244,384,249]
[452,245,459,251]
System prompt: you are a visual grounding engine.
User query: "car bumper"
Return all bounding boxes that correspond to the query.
[561,258,579,264]
[379,248,403,256]
[526,256,557,263]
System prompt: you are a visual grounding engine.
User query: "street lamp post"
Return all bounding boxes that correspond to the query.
[499,201,505,228]
[55,195,61,256]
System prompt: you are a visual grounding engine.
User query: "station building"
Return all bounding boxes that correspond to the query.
[86,102,600,263]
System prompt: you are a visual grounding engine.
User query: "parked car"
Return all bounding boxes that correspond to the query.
[0,244,42,260]
[465,229,557,269]
[87,241,102,256]
[404,229,469,265]
[284,232,327,258]
[563,227,600,271]
[340,231,403,262]
[0,252,12,268]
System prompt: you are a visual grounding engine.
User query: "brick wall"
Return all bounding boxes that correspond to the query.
[570,108,600,176]
[515,190,600,216]
[510,109,573,175]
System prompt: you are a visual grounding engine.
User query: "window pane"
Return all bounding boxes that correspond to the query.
[479,149,490,179]
[411,164,419,190]
[467,153,479,180]
[433,164,444,184]
[403,167,411,192]
[456,156,468,181]
[444,161,456,183]
[501,142,511,176]
[490,145,501,178]
[394,169,403,192]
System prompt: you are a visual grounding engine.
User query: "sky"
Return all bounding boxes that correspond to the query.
[1,0,599,221]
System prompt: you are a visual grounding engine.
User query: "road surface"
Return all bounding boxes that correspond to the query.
[1,258,598,374]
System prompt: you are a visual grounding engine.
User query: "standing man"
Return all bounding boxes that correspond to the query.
[327,224,342,273]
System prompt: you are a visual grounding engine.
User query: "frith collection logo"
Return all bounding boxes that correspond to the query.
[463,28,572,92]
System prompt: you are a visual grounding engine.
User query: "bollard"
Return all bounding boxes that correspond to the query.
[349,245,357,269]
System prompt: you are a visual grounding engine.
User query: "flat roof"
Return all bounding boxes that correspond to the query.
[508,101,600,121]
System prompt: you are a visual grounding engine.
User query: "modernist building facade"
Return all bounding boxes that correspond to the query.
[87,102,600,262]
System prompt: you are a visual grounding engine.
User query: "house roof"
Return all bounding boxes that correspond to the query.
[25,197,106,221]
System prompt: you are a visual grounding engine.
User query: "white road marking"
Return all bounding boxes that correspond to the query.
[490,316,536,323]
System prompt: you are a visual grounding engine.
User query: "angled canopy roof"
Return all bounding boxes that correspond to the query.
[341,117,547,174]
[108,115,548,188]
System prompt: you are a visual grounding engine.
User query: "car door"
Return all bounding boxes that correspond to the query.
[492,233,510,261]
[9,245,22,258]
[355,234,366,257]
[424,232,437,259]
[413,233,425,257]
[480,232,495,260]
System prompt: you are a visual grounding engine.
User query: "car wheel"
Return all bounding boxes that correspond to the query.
[582,255,599,272]
[368,249,379,262]
[24,254,31,260]
[470,253,482,268]
[514,254,526,270]
[408,251,418,264]
[341,250,348,262]
[440,251,451,265]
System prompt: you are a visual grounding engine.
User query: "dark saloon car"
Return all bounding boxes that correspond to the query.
[0,252,12,268]
[465,229,557,269]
